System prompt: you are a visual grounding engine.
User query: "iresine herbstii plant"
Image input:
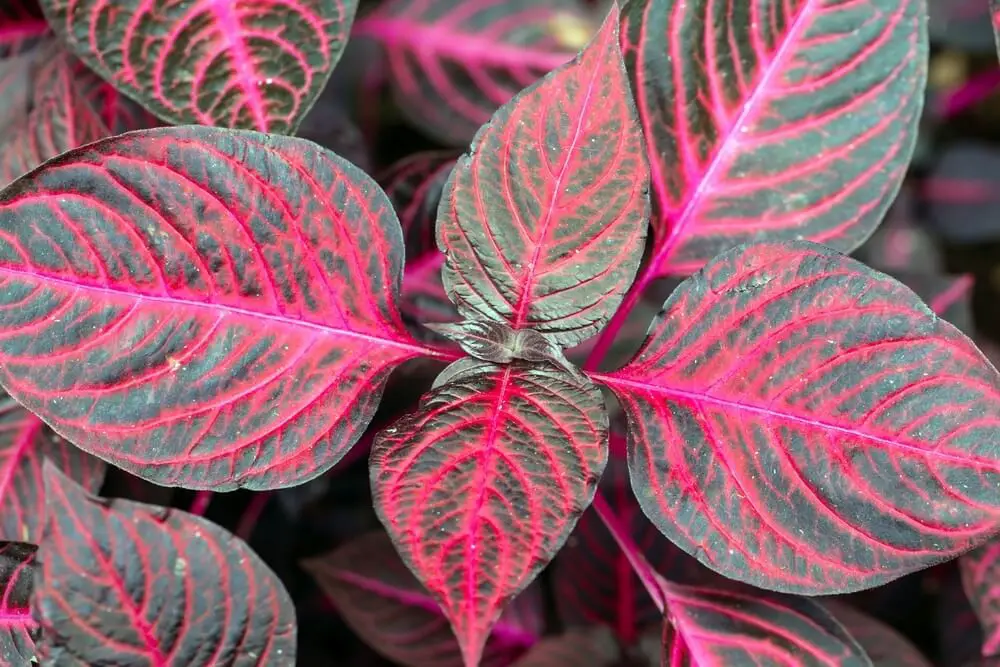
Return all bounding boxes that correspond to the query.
[3,0,1000,664]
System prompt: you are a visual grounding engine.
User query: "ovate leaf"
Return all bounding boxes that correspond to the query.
[35,464,295,664]
[0,126,441,491]
[439,5,649,348]
[509,627,619,667]
[600,240,1000,594]
[623,0,927,276]
[0,542,36,665]
[371,360,608,666]
[302,530,542,667]
[962,539,1000,658]
[39,0,359,133]
[823,600,932,667]
[356,0,586,145]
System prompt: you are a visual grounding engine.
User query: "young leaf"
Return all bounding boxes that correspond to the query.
[961,539,1000,657]
[371,359,608,667]
[598,240,1000,595]
[0,126,443,491]
[509,627,619,667]
[35,463,296,664]
[623,0,927,276]
[823,600,932,667]
[0,2,48,57]
[439,4,649,348]
[355,0,585,145]
[0,394,105,543]
[0,542,37,665]
[38,0,360,133]
[302,530,542,667]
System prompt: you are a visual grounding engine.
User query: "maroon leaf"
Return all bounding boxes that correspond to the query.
[623,0,927,277]
[0,125,446,491]
[660,583,871,665]
[508,627,619,667]
[439,5,649,348]
[35,463,296,664]
[355,0,588,145]
[0,2,48,57]
[371,359,608,666]
[823,600,932,667]
[0,542,37,665]
[598,240,1000,594]
[302,530,543,667]
[961,540,1000,657]
[39,0,360,133]
[0,395,105,543]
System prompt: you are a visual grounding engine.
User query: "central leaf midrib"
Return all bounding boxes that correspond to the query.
[207,0,269,130]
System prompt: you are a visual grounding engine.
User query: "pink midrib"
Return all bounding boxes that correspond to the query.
[0,415,40,511]
[207,0,269,130]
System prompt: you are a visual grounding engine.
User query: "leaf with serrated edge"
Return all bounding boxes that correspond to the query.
[35,463,295,665]
[598,240,1000,594]
[38,0,358,133]
[0,125,443,491]
[823,600,932,667]
[439,4,648,348]
[0,542,37,665]
[302,530,542,667]
[623,0,926,276]
[371,359,608,666]
[962,539,1000,657]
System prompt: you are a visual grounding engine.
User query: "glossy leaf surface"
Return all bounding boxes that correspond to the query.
[0,542,36,665]
[602,240,1000,594]
[623,0,927,276]
[39,0,359,133]
[439,6,649,347]
[962,539,1000,657]
[303,530,542,667]
[35,464,296,665]
[356,0,585,145]
[823,600,932,667]
[0,126,437,491]
[509,628,618,667]
[371,359,608,666]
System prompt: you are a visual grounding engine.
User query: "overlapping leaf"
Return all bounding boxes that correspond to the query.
[303,530,542,667]
[39,0,360,133]
[509,628,618,667]
[600,240,1000,594]
[0,2,48,57]
[439,6,649,347]
[0,125,441,490]
[382,151,459,260]
[962,539,1000,657]
[35,464,295,664]
[623,0,927,276]
[355,0,588,145]
[371,359,608,666]
[992,0,1000,58]
[0,542,36,665]
[823,600,932,667]
[886,271,974,334]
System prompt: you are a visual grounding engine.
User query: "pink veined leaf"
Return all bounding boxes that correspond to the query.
[0,393,105,543]
[0,125,447,491]
[354,0,590,145]
[508,627,619,667]
[622,0,927,277]
[0,2,49,57]
[659,582,872,666]
[0,50,37,134]
[822,600,932,667]
[885,271,974,334]
[961,539,1000,658]
[67,59,161,135]
[0,542,37,665]
[371,359,608,667]
[597,240,1000,595]
[302,530,543,667]
[38,0,360,133]
[381,150,459,260]
[35,462,296,665]
[439,4,649,348]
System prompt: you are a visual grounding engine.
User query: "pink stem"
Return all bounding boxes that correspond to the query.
[936,68,1000,119]
[236,492,272,541]
[189,491,213,517]
[591,493,668,612]
[582,267,654,372]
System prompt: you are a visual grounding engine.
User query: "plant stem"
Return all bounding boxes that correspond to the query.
[189,491,213,517]
[236,492,272,542]
[582,267,653,372]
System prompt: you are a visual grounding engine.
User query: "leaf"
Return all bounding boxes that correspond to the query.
[823,600,932,667]
[355,0,587,145]
[381,151,459,260]
[923,143,1000,245]
[302,530,543,667]
[885,271,974,334]
[371,359,608,667]
[660,583,872,666]
[962,539,1000,658]
[38,0,360,133]
[439,5,649,348]
[0,125,443,491]
[598,240,1000,595]
[623,0,927,276]
[0,542,37,666]
[0,2,48,57]
[0,395,105,543]
[508,627,619,667]
[35,463,295,664]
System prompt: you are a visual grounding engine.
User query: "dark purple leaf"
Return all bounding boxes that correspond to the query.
[961,540,1000,657]
[823,600,932,667]
[0,125,447,491]
[371,359,608,666]
[302,530,543,667]
[439,6,649,348]
[0,542,36,666]
[598,240,1000,594]
[35,463,296,665]
[354,0,588,145]
[623,0,927,276]
[39,0,360,133]
[508,627,619,667]
[0,2,48,57]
